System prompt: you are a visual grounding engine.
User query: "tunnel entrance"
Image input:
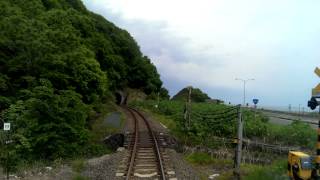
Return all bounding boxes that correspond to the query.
[115,91,128,105]
[115,92,122,105]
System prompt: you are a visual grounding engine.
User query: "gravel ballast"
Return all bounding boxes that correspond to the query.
[166,149,201,179]
[82,150,125,180]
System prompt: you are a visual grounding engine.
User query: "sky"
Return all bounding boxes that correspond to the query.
[82,0,320,110]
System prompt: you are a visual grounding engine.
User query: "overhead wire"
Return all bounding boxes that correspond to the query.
[192,106,238,117]
[194,106,239,116]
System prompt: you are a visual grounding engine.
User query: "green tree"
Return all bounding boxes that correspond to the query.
[172,87,211,102]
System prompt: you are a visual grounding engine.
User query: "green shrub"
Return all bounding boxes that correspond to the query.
[266,121,316,149]
[242,159,287,180]
[71,159,85,173]
[185,152,214,165]
[73,174,88,180]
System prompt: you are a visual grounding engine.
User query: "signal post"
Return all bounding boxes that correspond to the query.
[308,67,320,177]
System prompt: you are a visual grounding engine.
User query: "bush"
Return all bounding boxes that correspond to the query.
[1,85,89,159]
[266,121,316,149]
[185,152,214,165]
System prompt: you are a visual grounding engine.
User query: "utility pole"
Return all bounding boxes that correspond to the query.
[183,86,192,128]
[316,106,320,177]
[233,78,253,179]
[6,132,9,180]
[187,86,192,128]
[234,105,243,179]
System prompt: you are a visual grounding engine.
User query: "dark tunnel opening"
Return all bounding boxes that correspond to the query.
[115,92,122,105]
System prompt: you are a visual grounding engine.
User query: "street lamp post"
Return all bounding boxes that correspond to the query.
[235,78,255,106]
[233,78,254,179]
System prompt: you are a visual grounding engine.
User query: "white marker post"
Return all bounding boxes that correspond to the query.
[3,123,10,131]
[3,122,11,180]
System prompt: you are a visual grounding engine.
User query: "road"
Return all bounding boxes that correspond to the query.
[259,110,319,129]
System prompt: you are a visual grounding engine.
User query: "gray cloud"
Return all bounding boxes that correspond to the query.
[83,1,227,93]
[83,0,320,109]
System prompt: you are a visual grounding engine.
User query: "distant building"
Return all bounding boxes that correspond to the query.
[206,99,224,104]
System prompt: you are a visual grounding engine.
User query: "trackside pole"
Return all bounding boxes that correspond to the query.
[234,105,243,179]
[187,86,192,128]
[316,106,320,177]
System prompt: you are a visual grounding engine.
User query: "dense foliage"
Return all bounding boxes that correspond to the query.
[146,87,170,100]
[0,0,167,164]
[171,87,211,102]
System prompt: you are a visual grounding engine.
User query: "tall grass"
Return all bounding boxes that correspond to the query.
[242,159,287,180]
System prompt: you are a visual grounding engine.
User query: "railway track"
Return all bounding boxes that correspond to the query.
[116,107,176,179]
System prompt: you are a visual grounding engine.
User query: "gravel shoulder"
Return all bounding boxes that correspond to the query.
[0,164,74,180]
[0,150,124,180]
[82,150,125,180]
[166,149,202,180]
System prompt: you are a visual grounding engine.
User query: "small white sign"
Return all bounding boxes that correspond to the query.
[4,123,10,131]
[5,140,13,144]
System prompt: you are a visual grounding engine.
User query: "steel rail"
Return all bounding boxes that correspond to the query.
[131,108,166,180]
[125,108,139,180]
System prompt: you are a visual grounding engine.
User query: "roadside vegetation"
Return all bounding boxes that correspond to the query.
[185,152,233,166]
[132,100,316,149]
[183,152,287,180]
[240,159,287,180]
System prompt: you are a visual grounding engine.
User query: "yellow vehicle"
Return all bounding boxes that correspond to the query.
[288,151,313,180]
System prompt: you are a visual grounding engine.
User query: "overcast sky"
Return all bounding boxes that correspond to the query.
[82,0,320,110]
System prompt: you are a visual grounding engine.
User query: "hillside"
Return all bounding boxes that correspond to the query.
[0,0,167,161]
[172,87,211,102]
